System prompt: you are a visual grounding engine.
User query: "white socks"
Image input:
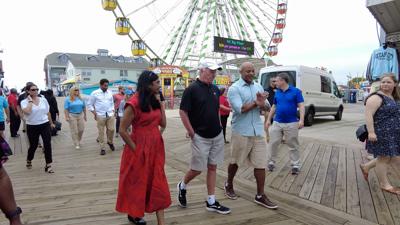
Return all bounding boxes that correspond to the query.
[179,181,187,190]
[207,195,216,205]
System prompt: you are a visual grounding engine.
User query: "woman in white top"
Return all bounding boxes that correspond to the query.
[21,84,56,173]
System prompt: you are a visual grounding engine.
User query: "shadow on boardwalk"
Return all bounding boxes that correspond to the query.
[0,108,394,225]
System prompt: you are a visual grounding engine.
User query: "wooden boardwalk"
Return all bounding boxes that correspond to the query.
[0,109,395,225]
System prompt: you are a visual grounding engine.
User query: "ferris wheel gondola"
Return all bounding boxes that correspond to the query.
[102,0,288,68]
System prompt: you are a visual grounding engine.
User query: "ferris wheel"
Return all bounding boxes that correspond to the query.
[102,0,288,68]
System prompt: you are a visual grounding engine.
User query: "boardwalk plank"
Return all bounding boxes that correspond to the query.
[320,146,339,208]
[309,145,332,203]
[333,146,347,212]
[298,145,325,199]
[353,148,378,223]
[288,143,320,195]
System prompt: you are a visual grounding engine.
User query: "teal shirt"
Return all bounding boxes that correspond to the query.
[0,96,8,122]
[228,78,265,137]
[64,98,85,114]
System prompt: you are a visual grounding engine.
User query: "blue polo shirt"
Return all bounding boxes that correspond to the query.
[274,86,304,123]
[64,98,86,114]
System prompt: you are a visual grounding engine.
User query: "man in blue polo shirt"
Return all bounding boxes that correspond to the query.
[266,72,305,175]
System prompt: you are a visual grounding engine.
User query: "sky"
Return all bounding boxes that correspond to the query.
[0,0,380,89]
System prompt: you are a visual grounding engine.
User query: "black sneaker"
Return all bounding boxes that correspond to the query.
[108,142,115,151]
[291,167,300,175]
[206,201,231,214]
[177,182,187,208]
[100,149,106,155]
[268,163,275,172]
[127,215,146,225]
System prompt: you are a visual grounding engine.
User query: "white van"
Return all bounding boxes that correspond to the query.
[258,65,343,126]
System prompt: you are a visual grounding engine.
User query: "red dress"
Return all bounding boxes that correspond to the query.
[116,95,171,217]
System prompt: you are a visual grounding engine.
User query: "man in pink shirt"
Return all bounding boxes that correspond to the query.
[113,86,125,137]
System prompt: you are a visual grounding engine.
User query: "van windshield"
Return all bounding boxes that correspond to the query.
[260,71,296,90]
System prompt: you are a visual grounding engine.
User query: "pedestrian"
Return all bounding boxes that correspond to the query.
[116,71,170,225]
[266,72,305,175]
[113,86,125,137]
[7,89,21,138]
[87,79,115,155]
[64,86,87,149]
[264,77,277,143]
[17,82,34,133]
[0,163,23,225]
[225,62,278,209]
[177,60,230,214]
[20,83,56,173]
[0,89,10,139]
[360,73,400,195]
[117,89,133,121]
[44,90,59,123]
[219,87,231,143]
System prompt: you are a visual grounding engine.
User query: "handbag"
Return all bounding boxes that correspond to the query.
[0,136,13,164]
[55,121,62,131]
[356,92,385,142]
[356,124,368,142]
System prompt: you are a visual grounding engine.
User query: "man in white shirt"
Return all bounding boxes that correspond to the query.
[87,79,115,155]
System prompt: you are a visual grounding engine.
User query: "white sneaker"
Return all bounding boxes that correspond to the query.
[75,145,80,149]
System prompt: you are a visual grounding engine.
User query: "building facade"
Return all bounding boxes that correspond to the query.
[44,49,150,91]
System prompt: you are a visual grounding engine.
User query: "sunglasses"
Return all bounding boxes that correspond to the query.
[74,89,79,91]
[30,88,39,91]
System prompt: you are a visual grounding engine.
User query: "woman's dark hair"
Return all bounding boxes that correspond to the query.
[25,84,37,92]
[137,70,160,112]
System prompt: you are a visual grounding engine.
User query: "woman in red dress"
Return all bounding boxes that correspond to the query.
[116,71,171,225]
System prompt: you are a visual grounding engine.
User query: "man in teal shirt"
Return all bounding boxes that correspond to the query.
[225,62,278,209]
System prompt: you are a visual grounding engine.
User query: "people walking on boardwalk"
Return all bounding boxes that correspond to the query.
[177,60,231,214]
[17,82,34,133]
[0,89,10,139]
[225,62,278,209]
[266,72,305,175]
[219,87,231,143]
[20,83,56,173]
[7,88,21,138]
[113,86,125,137]
[264,77,277,142]
[43,90,59,123]
[117,89,133,122]
[87,79,115,155]
[64,86,87,149]
[0,163,23,225]
[360,73,400,195]
[116,71,170,225]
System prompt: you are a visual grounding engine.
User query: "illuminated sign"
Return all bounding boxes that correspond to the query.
[214,36,254,56]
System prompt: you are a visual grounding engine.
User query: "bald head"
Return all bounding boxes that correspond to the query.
[239,62,255,84]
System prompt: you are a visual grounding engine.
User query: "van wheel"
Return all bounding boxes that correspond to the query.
[305,109,314,126]
[334,107,343,121]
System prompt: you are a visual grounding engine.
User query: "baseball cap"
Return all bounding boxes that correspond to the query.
[198,59,222,71]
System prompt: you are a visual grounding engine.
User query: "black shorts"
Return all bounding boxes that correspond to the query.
[0,121,4,131]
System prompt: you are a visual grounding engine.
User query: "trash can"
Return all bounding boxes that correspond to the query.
[349,90,357,103]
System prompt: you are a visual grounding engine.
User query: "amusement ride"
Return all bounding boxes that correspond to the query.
[101,0,288,69]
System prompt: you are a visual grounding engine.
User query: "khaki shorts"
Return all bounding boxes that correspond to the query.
[190,132,224,171]
[230,132,267,169]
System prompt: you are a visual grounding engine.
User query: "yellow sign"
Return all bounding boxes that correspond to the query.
[151,65,189,78]
[215,75,231,85]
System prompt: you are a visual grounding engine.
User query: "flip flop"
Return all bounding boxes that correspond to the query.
[381,186,400,195]
[359,164,369,181]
